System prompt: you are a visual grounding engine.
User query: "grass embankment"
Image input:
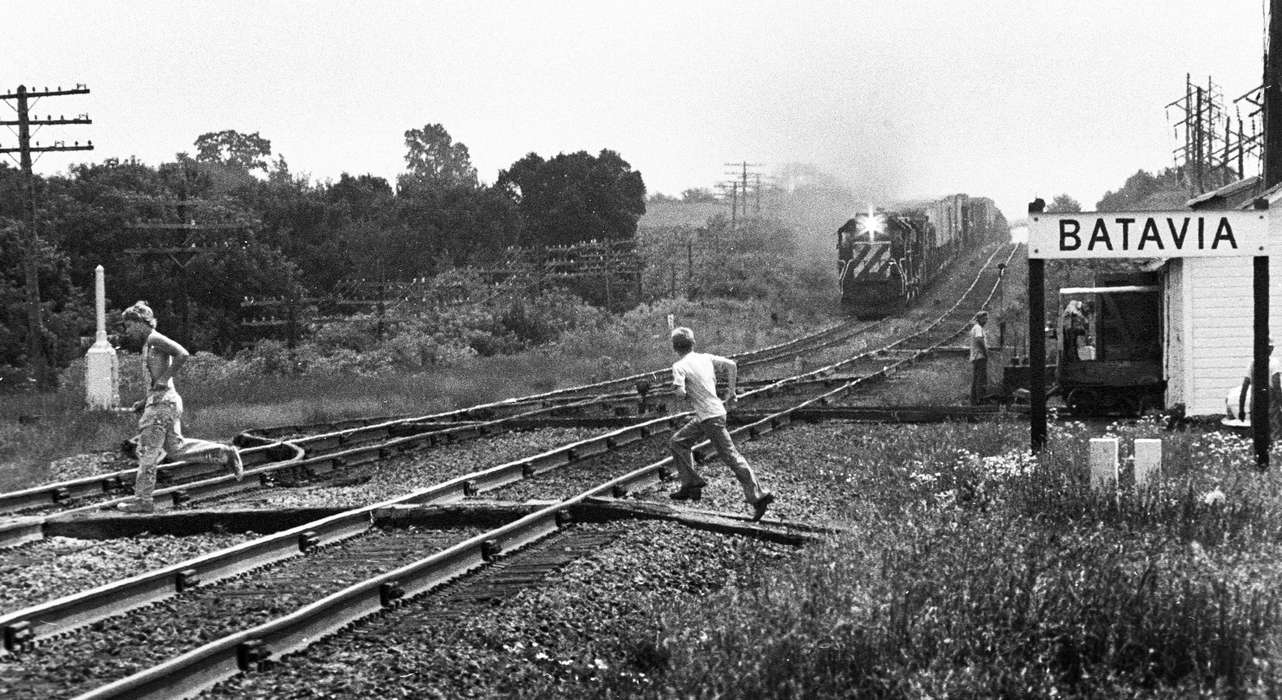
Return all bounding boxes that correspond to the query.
[527,419,1282,697]
[0,296,838,491]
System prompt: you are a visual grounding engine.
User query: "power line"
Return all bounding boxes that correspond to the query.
[0,83,92,388]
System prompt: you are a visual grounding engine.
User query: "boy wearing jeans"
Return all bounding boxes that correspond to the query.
[117,301,243,513]
[667,326,773,521]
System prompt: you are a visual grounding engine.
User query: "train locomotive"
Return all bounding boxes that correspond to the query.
[837,194,1003,317]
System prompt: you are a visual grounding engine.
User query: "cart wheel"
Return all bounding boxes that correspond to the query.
[1066,388,1099,416]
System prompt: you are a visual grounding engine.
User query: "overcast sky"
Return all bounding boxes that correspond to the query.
[6,1,1269,221]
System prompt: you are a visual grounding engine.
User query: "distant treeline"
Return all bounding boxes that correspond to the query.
[0,125,646,370]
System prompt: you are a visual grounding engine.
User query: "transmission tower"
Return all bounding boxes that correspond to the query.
[1166,74,1261,193]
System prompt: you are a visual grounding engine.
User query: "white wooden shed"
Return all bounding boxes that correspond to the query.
[1160,177,1282,416]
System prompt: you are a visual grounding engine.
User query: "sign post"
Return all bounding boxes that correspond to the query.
[1025,203,1271,467]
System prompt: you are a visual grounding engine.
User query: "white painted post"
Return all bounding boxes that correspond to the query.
[1133,439,1162,487]
[666,314,675,331]
[84,265,119,409]
[1089,437,1118,492]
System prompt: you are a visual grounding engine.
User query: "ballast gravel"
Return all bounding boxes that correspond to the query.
[204,520,799,699]
[0,532,254,614]
[203,427,601,511]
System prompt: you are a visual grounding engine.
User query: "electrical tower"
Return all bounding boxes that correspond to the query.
[124,190,254,345]
[1166,74,1261,193]
[0,84,92,387]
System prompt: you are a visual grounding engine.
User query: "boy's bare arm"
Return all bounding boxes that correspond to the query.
[712,356,738,401]
[147,331,190,389]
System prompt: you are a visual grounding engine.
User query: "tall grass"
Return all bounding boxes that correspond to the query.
[564,420,1282,698]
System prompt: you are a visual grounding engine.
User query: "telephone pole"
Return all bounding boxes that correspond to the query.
[1267,0,1282,188]
[0,84,92,387]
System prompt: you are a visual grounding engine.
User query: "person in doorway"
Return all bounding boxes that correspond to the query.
[667,326,774,521]
[970,311,990,405]
[1236,337,1282,434]
[1061,299,1087,361]
[116,301,243,513]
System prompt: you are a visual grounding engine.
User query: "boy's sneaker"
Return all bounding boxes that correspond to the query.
[751,492,775,521]
[116,498,155,514]
[225,448,244,481]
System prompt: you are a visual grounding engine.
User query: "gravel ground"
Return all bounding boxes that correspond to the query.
[44,451,133,482]
[0,526,485,699]
[201,427,601,510]
[203,520,799,699]
[0,533,255,614]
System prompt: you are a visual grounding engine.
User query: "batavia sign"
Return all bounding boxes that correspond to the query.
[1027,211,1269,259]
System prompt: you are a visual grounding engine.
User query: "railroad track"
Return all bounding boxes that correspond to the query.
[0,243,1018,698]
[0,287,889,530]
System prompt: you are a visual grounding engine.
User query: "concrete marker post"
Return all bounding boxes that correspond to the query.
[1089,437,1119,492]
[1133,438,1162,488]
[84,264,119,410]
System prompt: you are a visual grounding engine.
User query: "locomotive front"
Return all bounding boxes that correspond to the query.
[837,210,911,317]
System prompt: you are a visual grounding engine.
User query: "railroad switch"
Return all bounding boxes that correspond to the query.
[555,509,574,527]
[463,480,479,497]
[611,485,629,499]
[175,568,201,592]
[521,463,536,478]
[237,639,272,671]
[298,531,321,552]
[171,490,191,507]
[656,466,673,482]
[481,539,503,562]
[50,487,71,504]
[3,621,32,651]
[380,580,405,607]
[259,474,276,488]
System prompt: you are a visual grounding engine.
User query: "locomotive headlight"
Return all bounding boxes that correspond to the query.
[857,208,887,240]
[867,208,886,240]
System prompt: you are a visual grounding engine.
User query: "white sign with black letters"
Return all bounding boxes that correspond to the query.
[1026,210,1269,259]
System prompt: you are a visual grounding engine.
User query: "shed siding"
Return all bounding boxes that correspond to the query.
[1182,256,1282,415]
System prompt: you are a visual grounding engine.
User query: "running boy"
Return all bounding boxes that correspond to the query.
[667,326,773,520]
[117,301,243,513]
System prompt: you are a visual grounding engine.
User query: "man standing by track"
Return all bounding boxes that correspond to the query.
[116,300,243,513]
[667,326,773,521]
[970,311,990,405]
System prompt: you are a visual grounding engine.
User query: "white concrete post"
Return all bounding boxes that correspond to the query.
[1133,439,1162,487]
[84,265,119,409]
[1089,437,1118,492]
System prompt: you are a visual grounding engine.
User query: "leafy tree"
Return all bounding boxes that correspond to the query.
[1046,194,1082,213]
[496,149,646,247]
[400,123,478,190]
[194,130,273,174]
[1097,168,1186,211]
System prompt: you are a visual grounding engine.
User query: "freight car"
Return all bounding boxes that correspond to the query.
[837,194,1004,317]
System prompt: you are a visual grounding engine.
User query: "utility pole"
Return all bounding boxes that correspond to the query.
[0,84,92,387]
[1266,0,1282,187]
[1252,0,1282,469]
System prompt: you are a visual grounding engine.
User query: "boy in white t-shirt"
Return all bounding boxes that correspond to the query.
[668,326,773,520]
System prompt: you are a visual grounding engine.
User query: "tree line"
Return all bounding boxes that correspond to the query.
[0,125,647,374]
